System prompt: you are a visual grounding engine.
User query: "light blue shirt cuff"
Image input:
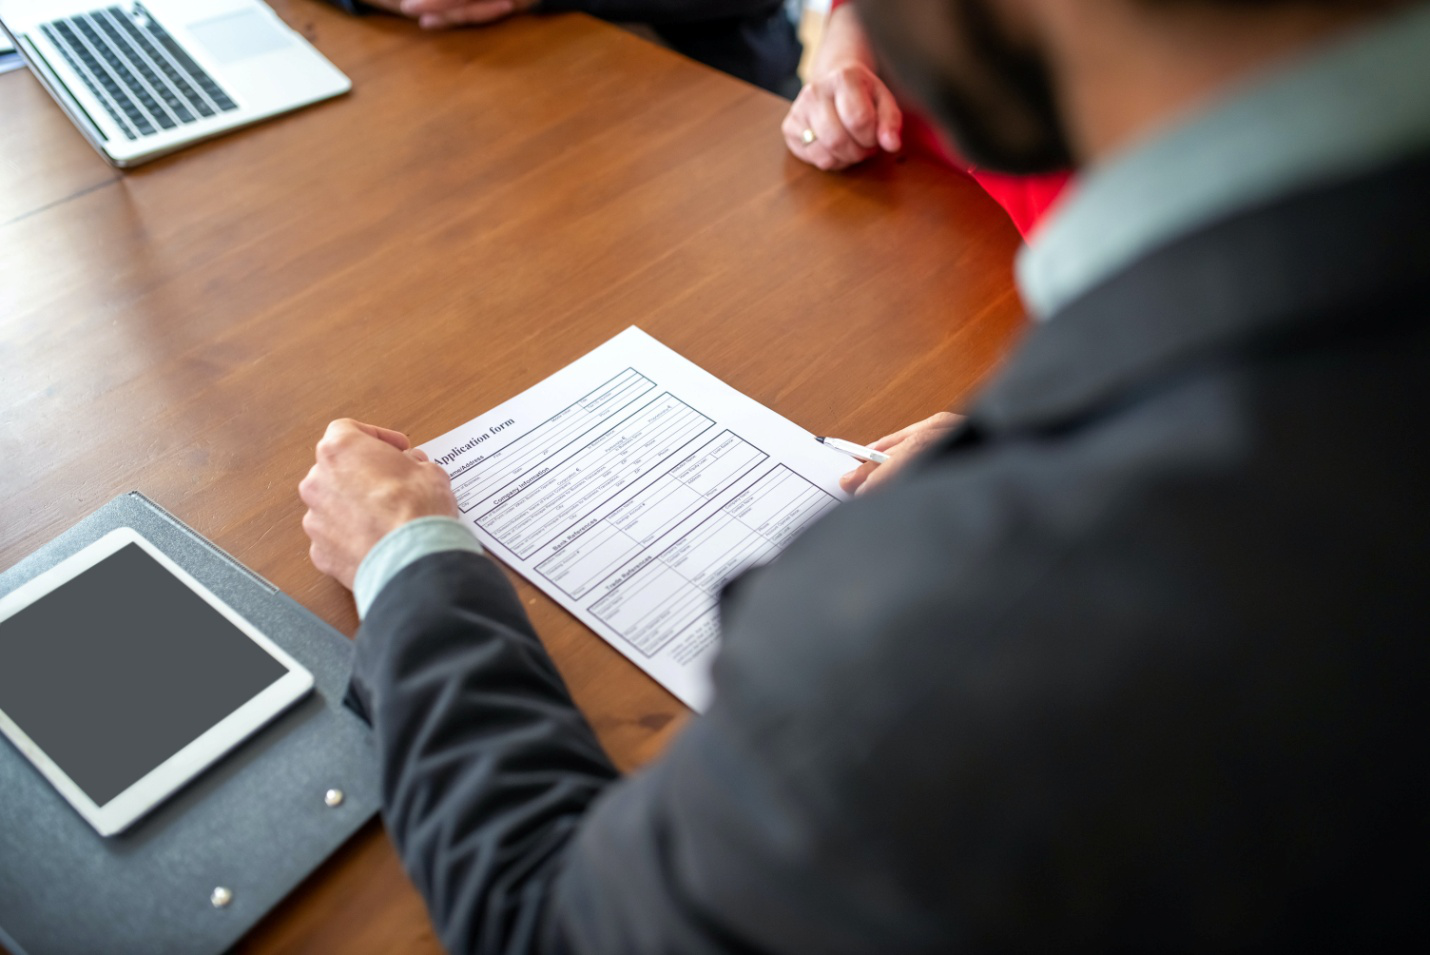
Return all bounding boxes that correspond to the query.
[353,516,485,619]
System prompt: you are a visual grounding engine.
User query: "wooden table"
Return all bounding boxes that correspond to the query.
[0,4,1024,951]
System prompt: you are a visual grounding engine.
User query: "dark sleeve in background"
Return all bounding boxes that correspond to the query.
[649,12,802,97]
[538,0,789,24]
[319,0,791,23]
[324,0,802,97]
[538,0,802,95]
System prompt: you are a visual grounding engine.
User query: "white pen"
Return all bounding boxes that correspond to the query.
[815,436,890,465]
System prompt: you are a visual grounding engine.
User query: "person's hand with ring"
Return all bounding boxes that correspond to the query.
[782,3,902,171]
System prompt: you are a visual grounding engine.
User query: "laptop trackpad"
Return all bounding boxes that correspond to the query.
[187,9,292,65]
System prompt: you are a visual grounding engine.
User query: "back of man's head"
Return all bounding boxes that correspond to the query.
[855,0,1413,171]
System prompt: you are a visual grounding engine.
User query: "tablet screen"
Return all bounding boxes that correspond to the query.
[0,542,288,807]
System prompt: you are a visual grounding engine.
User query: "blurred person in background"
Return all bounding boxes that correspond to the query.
[322,0,803,95]
[301,0,1430,952]
[784,0,1069,236]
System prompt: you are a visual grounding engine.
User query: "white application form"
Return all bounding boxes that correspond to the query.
[419,327,850,711]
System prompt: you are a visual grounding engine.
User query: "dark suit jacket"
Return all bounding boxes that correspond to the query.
[349,151,1430,953]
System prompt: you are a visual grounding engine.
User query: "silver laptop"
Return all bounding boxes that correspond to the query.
[0,0,350,167]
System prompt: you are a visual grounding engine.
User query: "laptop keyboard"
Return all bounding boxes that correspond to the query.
[39,4,237,141]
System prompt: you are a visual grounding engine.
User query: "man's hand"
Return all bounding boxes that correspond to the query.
[783,3,902,171]
[365,0,537,30]
[299,419,459,591]
[839,412,962,497]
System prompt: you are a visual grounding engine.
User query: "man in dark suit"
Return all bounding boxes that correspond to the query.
[299,0,1430,950]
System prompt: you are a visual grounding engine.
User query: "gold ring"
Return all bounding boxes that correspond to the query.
[801,128,817,146]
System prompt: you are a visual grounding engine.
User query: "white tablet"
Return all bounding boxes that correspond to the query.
[0,527,313,837]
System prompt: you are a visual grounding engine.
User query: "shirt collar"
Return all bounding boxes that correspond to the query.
[1017,3,1430,321]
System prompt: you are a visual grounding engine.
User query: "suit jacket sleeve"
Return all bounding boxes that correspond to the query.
[347,551,618,954]
[348,548,938,955]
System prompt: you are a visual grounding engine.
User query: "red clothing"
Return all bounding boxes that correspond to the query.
[824,0,1070,237]
[903,113,1071,238]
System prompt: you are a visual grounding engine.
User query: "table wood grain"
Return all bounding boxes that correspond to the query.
[0,4,1025,952]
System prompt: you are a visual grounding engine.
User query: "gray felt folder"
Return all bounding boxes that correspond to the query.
[0,493,380,955]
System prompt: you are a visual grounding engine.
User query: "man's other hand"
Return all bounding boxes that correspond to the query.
[839,412,962,497]
[365,0,537,30]
[300,419,459,591]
